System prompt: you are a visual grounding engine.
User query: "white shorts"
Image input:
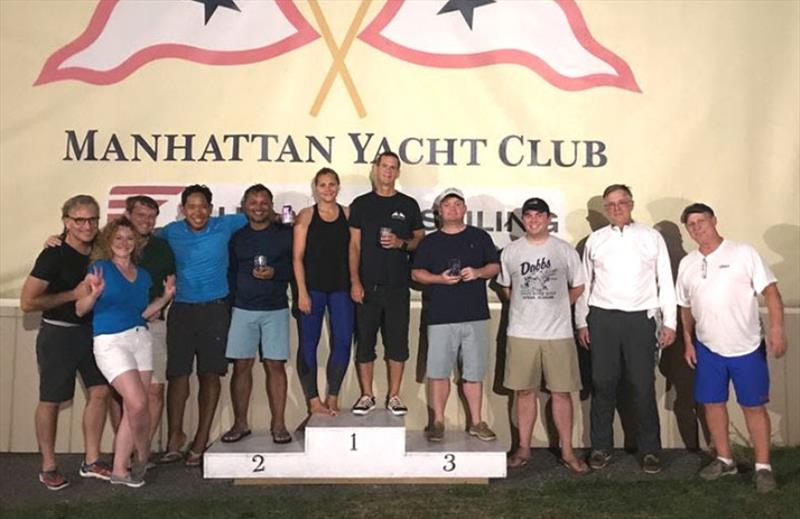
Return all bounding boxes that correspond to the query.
[149,319,167,384]
[93,326,153,383]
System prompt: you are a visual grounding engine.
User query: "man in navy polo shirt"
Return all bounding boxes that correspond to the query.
[411,188,500,441]
[220,184,293,445]
[157,185,246,466]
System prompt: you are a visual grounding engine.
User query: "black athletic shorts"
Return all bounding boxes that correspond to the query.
[355,285,410,363]
[166,299,230,378]
[36,322,107,403]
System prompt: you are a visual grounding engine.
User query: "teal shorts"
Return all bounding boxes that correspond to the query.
[226,307,290,361]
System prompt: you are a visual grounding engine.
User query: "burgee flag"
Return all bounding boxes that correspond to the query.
[36,0,319,86]
[359,0,640,92]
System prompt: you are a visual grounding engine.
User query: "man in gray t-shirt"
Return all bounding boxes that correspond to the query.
[497,198,589,473]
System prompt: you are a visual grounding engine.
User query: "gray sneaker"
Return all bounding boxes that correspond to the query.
[753,469,777,494]
[468,421,497,441]
[386,395,408,416]
[130,459,148,482]
[351,395,376,416]
[110,472,145,489]
[699,458,738,480]
[589,449,612,470]
[427,422,445,442]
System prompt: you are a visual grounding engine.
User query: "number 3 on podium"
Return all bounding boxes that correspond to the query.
[443,453,456,472]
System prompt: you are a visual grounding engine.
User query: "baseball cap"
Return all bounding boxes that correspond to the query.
[435,187,465,207]
[522,197,550,215]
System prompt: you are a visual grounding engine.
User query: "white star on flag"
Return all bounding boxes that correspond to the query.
[36,0,319,86]
[359,0,640,92]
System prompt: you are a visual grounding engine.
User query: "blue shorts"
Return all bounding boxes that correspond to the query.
[694,340,769,407]
[226,307,290,361]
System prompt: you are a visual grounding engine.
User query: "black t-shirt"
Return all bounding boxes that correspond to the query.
[140,236,176,302]
[412,226,499,325]
[349,191,423,287]
[29,242,91,325]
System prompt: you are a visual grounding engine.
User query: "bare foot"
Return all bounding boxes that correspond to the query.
[167,431,188,453]
[309,398,333,416]
[325,396,340,415]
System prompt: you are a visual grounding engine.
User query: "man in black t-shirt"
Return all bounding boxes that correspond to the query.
[348,151,424,416]
[20,195,111,490]
[411,188,500,441]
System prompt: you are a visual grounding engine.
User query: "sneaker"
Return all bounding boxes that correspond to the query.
[79,460,112,481]
[468,421,497,441]
[753,469,777,494]
[351,395,376,415]
[427,421,445,442]
[642,453,663,474]
[110,472,145,489]
[386,395,408,416]
[130,459,148,482]
[589,449,612,470]
[699,458,738,481]
[39,469,69,491]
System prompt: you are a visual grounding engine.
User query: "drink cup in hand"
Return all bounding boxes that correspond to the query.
[448,258,462,277]
[253,255,268,271]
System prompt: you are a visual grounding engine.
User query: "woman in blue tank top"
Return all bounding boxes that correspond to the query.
[293,168,354,415]
[76,218,175,487]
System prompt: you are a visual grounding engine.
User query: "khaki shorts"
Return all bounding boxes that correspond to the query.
[149,319,167,384]
[504,336,582,392]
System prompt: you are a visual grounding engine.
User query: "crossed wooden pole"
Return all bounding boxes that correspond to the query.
[308,0,371,118]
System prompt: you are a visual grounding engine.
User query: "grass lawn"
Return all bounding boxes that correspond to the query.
[4,448,799,518]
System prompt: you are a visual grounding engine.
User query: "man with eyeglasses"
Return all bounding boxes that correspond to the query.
[575,184,676,474]
[676,203,787,493]
[21,195,111,490]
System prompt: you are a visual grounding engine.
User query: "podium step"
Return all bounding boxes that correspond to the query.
[203,411,507,481]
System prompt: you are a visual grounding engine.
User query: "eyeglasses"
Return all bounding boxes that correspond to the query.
[701,257,707,279]
[603,200,632,210]
[66,216,100,226]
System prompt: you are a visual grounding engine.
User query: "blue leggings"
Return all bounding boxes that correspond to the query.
[298,290,354,399]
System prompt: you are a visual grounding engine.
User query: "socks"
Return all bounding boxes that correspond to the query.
[755,463,772,472]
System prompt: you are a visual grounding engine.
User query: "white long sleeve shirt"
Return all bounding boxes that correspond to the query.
[575,222,677,329]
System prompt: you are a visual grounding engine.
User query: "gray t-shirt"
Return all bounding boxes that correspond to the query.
[498,235,585,339]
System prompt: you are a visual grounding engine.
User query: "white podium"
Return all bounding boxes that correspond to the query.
[204,411,507,484]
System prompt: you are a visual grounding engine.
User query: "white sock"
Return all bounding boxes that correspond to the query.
[717,456,734,465]
[755,463,772,472]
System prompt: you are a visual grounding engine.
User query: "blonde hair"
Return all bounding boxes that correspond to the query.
[91,217,143,263]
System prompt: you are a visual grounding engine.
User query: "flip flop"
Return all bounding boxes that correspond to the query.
[507,455,530,468]
[185,450,203,468]
[157,439,190,464]
[221,429,252,443]
[157,450,184,464]
[271,428,292,444]
[559,457,591,475]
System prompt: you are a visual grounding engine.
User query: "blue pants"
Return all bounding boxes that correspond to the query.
[298,290,354,399]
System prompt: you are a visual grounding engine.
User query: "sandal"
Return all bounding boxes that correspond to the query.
[271,427,292,444]
[221,428,252,443]
[157,440,190,464]
[560,457,591,475]
[185,450,203,467]
[507,455,530,468]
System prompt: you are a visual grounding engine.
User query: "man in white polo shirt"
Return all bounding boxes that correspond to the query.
[575,184,676,474]
[676,203,787,493]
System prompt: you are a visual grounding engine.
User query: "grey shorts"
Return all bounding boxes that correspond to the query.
[426,320,489,382]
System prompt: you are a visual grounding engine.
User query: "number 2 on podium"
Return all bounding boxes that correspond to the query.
[252,454,265,473]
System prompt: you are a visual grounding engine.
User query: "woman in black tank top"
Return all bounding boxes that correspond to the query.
[292,168,354,416]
